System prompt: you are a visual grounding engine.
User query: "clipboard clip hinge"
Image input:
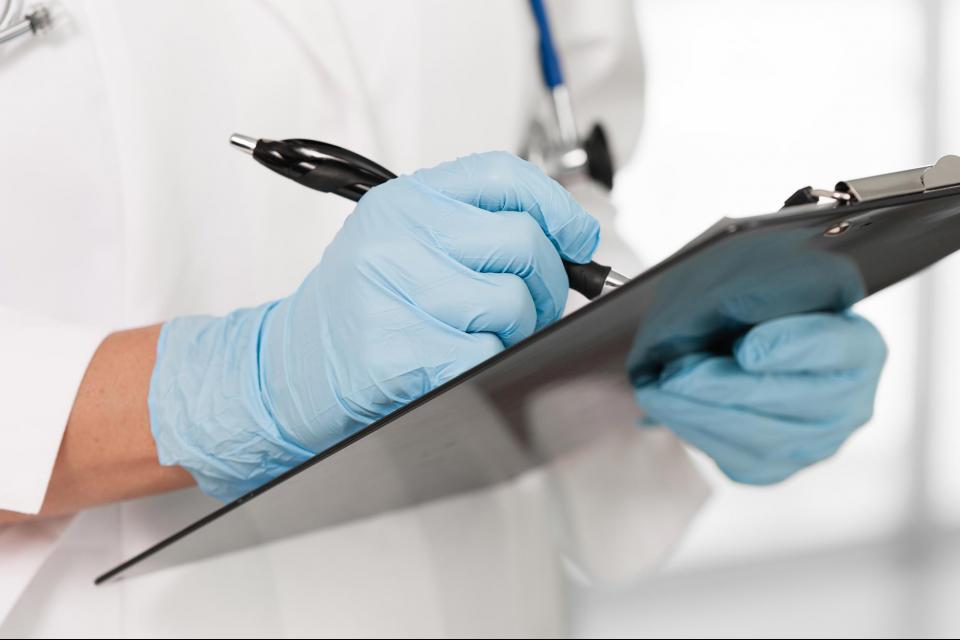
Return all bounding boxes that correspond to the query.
[784,154,960,208]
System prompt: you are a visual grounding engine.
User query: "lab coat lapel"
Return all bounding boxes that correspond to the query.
[258,0,386,160]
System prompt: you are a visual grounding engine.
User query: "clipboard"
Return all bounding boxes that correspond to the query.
[96,155,960,584]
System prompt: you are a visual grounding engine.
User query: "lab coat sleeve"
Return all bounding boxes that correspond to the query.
[547,0,645,169]
[0,307,107,514]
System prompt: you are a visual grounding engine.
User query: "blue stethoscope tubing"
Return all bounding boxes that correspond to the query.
[528,0,579,148]
[529,0,565,89]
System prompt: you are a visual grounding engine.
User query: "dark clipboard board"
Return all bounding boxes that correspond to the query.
[96,157,960,584]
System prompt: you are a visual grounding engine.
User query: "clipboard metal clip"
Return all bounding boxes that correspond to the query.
[784,154,960,208]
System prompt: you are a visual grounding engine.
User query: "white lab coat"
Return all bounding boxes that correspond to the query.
[0,1,708,636]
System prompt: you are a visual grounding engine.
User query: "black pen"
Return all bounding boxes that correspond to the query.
[229,134,629,300]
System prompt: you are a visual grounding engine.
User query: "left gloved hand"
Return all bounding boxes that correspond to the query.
[633,312,887,484]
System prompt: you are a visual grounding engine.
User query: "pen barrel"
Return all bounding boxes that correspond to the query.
[253,139,392,201]
[564,261,611,300]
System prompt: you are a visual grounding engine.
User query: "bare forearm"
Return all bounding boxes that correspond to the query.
[0,325,193,524]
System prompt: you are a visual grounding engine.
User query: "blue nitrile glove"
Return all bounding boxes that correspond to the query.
[634,312,887,484]
[149,152,600,501]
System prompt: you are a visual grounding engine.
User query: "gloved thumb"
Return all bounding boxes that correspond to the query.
[734,312,887,373]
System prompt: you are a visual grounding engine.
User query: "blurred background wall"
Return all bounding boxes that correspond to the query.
[573,0,960,636]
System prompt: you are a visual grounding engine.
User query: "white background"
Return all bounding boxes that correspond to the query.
[575,0,960,636]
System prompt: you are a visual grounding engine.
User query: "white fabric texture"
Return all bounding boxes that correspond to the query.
[0,308,106,513]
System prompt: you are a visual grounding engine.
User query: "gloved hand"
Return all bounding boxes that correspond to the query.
[149,152,600,501]
[634,312,887,484]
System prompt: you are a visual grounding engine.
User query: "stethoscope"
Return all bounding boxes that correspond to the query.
[525,0,615,190]
[0,0,51,46]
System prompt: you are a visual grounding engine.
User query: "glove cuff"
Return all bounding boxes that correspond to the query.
[148,304,313,502]
[258,290,368,454]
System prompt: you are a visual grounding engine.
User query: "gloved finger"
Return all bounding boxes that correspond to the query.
[686,420,850,485]
[635,386,849,484]
[435,331,505,385]
[339,326,504,425]
[412,151,600,264]
[351,234,553,335]
[734,312,887,373]
[653,354,878,423]
[405,265,538,347]
[427,206,568,327]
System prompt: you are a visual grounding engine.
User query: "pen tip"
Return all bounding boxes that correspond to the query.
[229,134,257,154]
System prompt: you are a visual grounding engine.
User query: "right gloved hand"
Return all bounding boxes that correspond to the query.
[149,152,600,501]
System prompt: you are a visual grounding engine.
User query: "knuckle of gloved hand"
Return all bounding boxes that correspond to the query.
[734,329,776,370]
[472,150,524,189]
[846,402,875,431]
[466,333,505,364]
[497,276,537,327]
[768,424,853,464]
[766,440,821,466]
[657,354,715,394]
[630,385,661,414]
[511,214,548,259]
[721,459,797,486]
[363,342,465,407]
[349,234,434,283]
[794,442,844,467]
[821,384,877,432]
[351,239,404,277]
[430,335,502,388]
[860,320,889,366]
[360,173,411,208]
[371,365,434,409]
